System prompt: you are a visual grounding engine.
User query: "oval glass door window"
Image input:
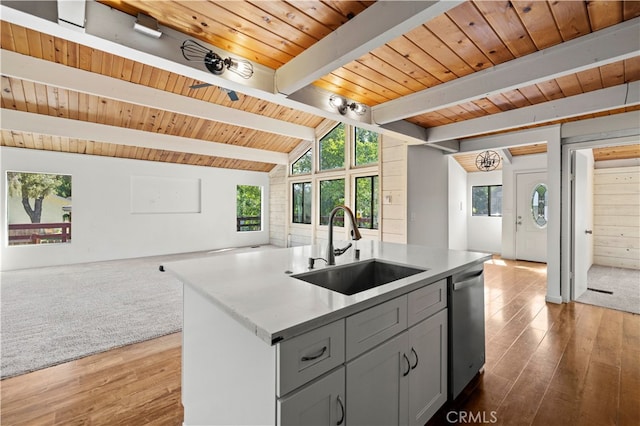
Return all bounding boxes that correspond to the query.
[531,183,548,227]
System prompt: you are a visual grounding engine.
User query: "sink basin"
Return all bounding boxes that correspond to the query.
[292,259,427,295]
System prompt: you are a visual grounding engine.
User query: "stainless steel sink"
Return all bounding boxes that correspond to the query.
[292,259,427,295]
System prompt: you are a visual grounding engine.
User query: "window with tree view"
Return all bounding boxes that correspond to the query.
[355,175,378,229]
[291,149,312,175]
[472,185,502,216]
[7,171,72,246]
[354,128,378,166]
[319,179,345,226]
[236,185,262,231]
[319,123,345,171]
[292,182,311,224]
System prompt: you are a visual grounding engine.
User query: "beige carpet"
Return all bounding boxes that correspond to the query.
[576,265,640,314]
[0,245,277,379]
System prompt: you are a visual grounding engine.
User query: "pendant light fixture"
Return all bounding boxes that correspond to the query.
[475,150,501,172]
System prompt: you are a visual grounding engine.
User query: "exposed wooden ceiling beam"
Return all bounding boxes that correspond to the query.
[426,81,640,143]
[1,109,289,165]
[274,0,463,96]
[0,2,276,97]
[0,2,430,146]
[458,126,560,154]
[56,0,85,31]
[0,49,315,141]
[373,17,640,125]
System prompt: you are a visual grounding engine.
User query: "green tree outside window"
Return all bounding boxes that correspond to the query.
[472,185,502,216]
[292,149,312,175]
[355,175,378,229]
[319,179,345,226]
[354,128,379,166]
[292,182,312,224]
[319,123,345,171]
[236,185,262,231]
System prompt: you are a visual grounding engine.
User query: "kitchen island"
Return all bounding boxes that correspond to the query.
[165,240,491,426]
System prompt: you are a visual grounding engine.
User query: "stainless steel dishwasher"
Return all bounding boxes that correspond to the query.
[448,261,486,400]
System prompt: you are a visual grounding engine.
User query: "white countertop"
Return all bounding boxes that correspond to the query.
[165,240,491,345]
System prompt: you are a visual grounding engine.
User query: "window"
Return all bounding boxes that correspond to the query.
[6,171,72,246]
[319,179,345,226]
[292,182,312,224]
[355,175,378,229]
[319,123,345,171]
[236,185,262,231]
[354,127,378,166]
[472,185,502,217]
[291,149,312,175]
[531,183,548,227]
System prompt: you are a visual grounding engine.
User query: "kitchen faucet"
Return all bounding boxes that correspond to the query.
[326,205,362,265]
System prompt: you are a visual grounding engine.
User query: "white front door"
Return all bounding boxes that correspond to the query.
[515,172,548,262]
[572,150,595,299]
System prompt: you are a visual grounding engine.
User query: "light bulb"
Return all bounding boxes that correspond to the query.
[225,58,254,79]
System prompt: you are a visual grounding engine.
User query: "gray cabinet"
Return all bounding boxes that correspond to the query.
[183,278,448,426]
[346,307,447,426]
[347,332,409,426]
[278,367,345,426]
[408,309,447,426]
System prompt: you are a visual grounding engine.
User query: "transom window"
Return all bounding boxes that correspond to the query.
[291,149,312,175]
[354,128,378,166]
[319,123,345,171]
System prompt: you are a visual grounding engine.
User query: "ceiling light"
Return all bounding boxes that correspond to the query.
[475,150,501,172]
[133,13,162,38]
[181,39,254,79]
[329,95,367,116]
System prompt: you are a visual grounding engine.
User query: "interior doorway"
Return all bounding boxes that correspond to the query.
[515,171,548,262]
[567,141,640,314]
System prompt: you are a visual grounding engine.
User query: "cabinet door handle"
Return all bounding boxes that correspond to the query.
[336,395,345,425]
[410,347,419,370]
[402,353,411,376]
[301,346,327,362]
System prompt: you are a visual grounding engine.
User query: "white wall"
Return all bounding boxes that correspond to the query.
[1,147,270,270]
[268,165,287,248]
[501,153,547,259]
[447,157,467,250]
[407,146,448,249]
[467,170,502,254]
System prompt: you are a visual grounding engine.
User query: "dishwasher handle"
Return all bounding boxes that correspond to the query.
[452,270,483,291]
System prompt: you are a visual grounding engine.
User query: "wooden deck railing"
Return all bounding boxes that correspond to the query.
[8,222,72,244]
[237,216,261,232]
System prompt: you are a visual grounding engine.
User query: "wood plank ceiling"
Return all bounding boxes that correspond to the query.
[1,1,639,171]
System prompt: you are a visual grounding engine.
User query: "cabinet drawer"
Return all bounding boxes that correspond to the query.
[277,319,345,397]
[408,279,447,327]
[346,295,408,360]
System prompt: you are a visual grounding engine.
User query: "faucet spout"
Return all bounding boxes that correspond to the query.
[327,205,362,265]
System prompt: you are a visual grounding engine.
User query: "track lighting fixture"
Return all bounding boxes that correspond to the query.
[180,39,254,79]
[329,95,367,116]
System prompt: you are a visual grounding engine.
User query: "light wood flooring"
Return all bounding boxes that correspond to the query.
[1,258,638,425]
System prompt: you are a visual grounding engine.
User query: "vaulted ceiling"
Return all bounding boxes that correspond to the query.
[1,1,639,172]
